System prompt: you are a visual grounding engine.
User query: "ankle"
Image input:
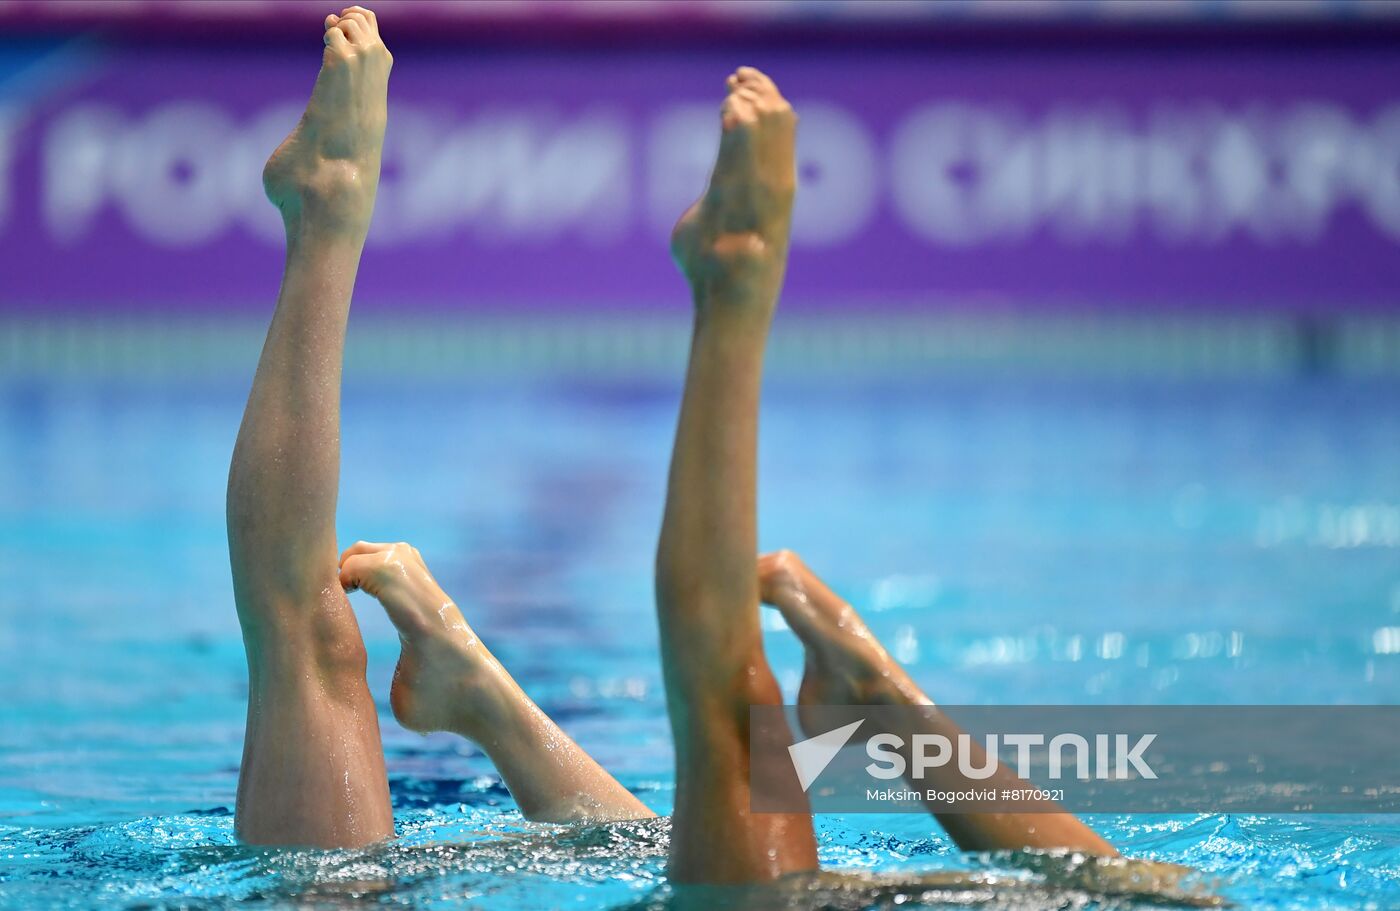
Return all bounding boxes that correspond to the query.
[421,637,518,734]
[267,158,378,238]
[687,260,785,311]
[821,637,922,706]
[451,664,526,742]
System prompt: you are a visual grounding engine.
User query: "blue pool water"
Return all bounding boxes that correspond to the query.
[2,365,1399,909]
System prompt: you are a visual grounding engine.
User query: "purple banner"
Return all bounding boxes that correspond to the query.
[8,0,1396,35]
[2,40,1400,312]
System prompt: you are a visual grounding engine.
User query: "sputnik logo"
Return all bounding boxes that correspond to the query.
[787,719,864,792]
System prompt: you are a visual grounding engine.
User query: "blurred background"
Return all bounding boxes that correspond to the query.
[3,2,1400,909]
[6,0,1400,329]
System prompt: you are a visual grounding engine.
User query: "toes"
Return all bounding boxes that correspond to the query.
[323,23,350,54]
[338,7,382,44]
[721,92,759,129]
[338,553,373,591]
[721,67,791,129]
[328,6,390,64]
[336,14,367,44]
[339,539,390,565]
[341,4,377,29]
[735,66,777,93]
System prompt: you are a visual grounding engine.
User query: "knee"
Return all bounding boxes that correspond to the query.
[308,592,369,681]
[244,588,369,688]
[706,651,785,729]
[735,661,784,707]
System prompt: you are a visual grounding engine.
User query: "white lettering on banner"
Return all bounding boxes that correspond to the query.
[891,100,1400,245]
[115,102,236,246]
[381,106,631,243]
[1363,106,1400,238]
[0,105,23,230]
[890,102,1023,245]
[1040,105,1138,243]
[39,101,633,248]
[43,103,121,243]
[788,102,879,246]
[29,97,1400,249]
[647,102,722,240]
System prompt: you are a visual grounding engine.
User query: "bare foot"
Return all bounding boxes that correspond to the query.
[263,6,392,233]
[337,541,512,738]
[758,551,930,726]
[670,66,797,308]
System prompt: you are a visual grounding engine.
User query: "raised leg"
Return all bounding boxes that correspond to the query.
[226,6,395,848]
[338,541,654,824]
[654,68,817,884]
[757,550,1118,856]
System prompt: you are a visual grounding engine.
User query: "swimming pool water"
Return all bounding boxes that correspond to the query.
[2,369,1398,909]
